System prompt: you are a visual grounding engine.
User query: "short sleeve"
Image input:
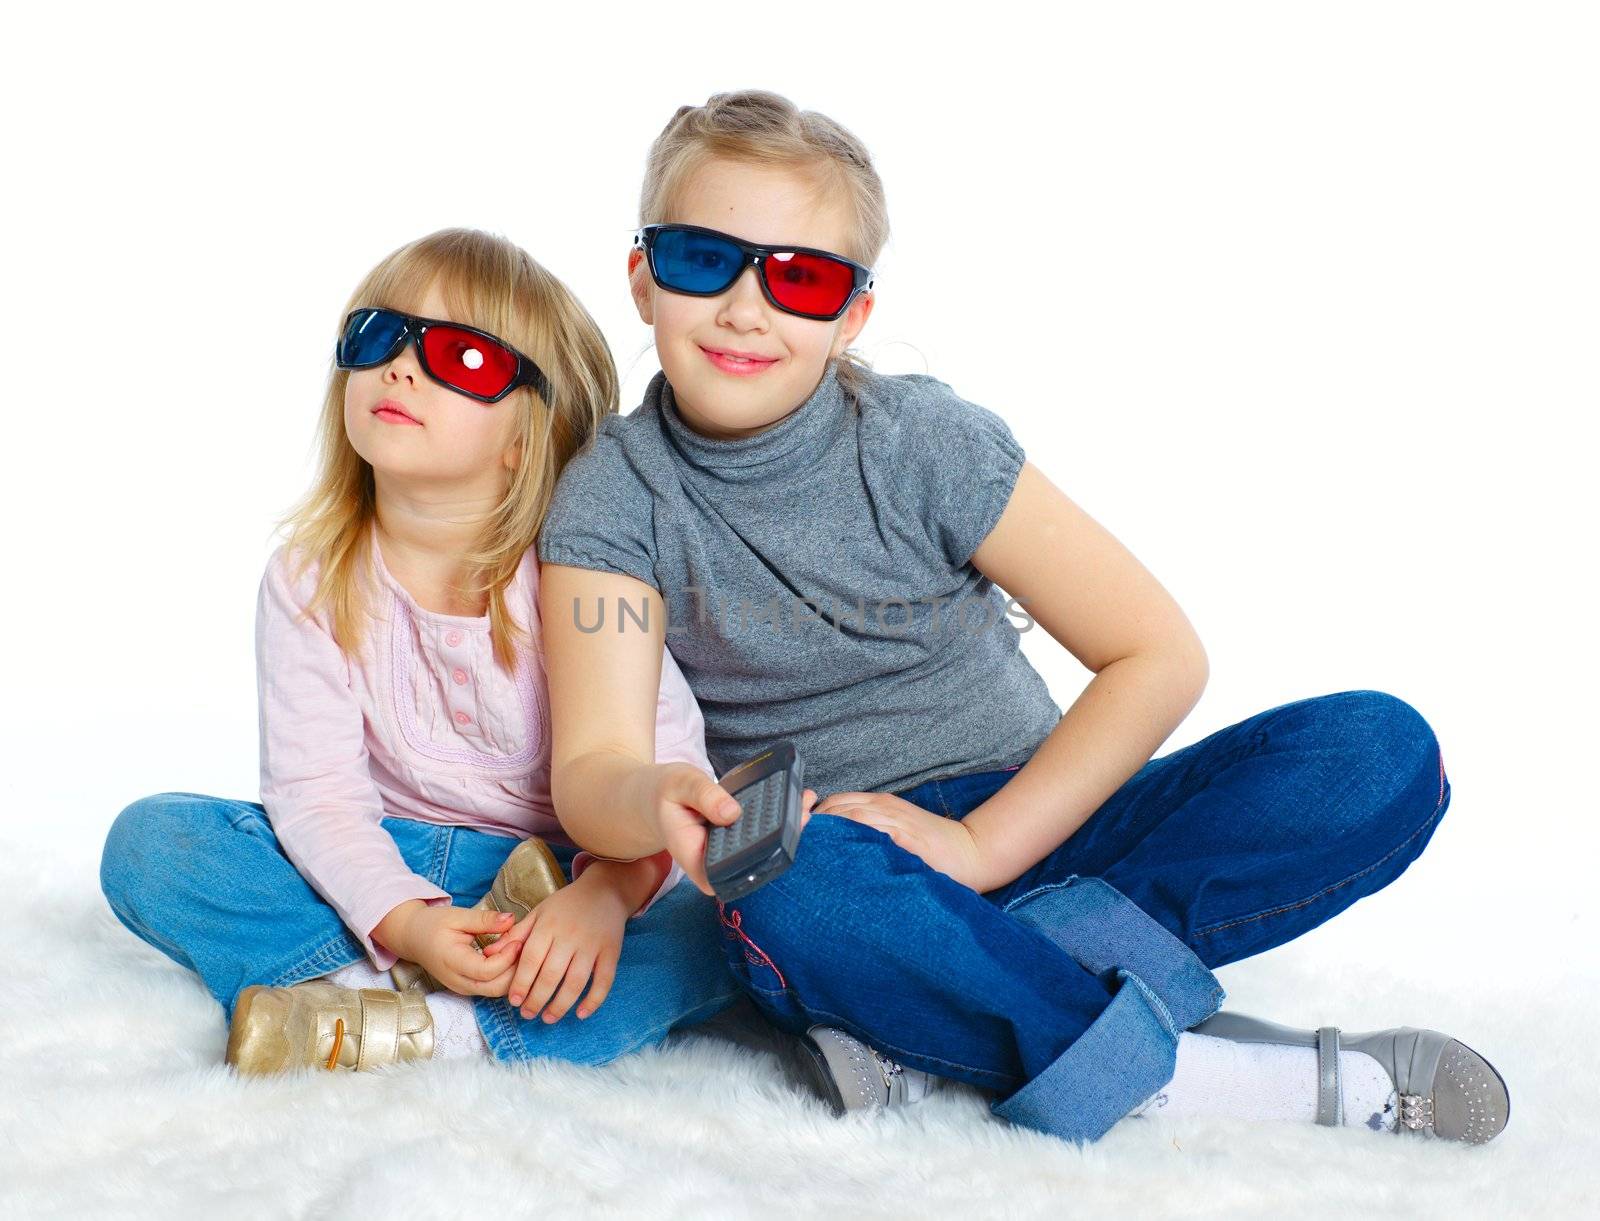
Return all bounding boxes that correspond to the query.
[537,426,659,590]
[891,375,1026,569]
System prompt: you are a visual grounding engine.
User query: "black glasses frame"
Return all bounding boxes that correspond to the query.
[334,307,552,405]
[632,223,876,322]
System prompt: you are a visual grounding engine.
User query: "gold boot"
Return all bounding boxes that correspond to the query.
[390,836,567,995]
[226,980,434,1076]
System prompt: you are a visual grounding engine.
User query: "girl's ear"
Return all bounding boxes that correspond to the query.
[830,290,875,358]
[627,249,654,324]
[501,428,523,472]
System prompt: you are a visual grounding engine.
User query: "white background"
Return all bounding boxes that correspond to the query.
[3,3,1595,992]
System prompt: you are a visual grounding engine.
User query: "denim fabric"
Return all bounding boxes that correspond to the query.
[99,795,742,1065]
[715,689,1451,1144]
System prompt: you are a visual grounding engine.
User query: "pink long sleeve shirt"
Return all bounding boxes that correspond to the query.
[255,519,711,971]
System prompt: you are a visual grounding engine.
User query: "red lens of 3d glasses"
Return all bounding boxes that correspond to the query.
[420,325,520,398]
[762,250,859,317]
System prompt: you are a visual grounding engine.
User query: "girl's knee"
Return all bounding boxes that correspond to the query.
[100,792,235,909]
[1318,688,1446,755]
[1314,691,1449,845]
[1306,690,1442,787]
[1349,688,1443,791]
[726,814,951,975]
[797,809,900,866]
[734,813,894,923]
[102,793,172,905]
[1336,689,1438,755]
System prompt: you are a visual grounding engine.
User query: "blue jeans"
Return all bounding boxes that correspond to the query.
[98,797,743,1065]
[714,689,1451,1144]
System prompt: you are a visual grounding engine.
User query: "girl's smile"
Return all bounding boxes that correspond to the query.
[700,344,780,376]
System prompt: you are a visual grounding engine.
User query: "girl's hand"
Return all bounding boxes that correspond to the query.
[814,792,986,891]
[650,762,818,895]
[480,880,634,1023]
[393,904,521,996]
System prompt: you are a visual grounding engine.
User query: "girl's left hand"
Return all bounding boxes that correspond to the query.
[482,882,629,1023]
[811,791,986,892]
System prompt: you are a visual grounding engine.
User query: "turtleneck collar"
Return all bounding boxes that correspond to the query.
[652,359,851,486]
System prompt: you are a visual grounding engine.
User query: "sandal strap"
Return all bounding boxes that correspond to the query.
[355,988,401,1071]
[1315,1026,1343,1126]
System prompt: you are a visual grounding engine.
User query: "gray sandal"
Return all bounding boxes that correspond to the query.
[1192,1011,1510,1144]
[791,1025,934,1115]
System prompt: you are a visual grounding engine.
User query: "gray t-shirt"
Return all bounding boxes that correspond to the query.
[537,358,1063,798]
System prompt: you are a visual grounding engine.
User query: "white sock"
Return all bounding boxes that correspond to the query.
[882,1054,938,1104]
[903,1069,937,1103]
[423,990,491,1060]
[326,959,488,1061]
[326,957,395,990]
[1128,1032,1398,1131]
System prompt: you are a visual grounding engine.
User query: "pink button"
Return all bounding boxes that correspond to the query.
[454,711,471,726]
[452,668,468,685]
[444,630,464,647]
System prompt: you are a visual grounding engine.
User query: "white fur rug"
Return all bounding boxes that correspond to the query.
[3,840,1591,1220]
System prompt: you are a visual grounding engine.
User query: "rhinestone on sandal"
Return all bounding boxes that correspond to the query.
[1399,1093,1433,1132]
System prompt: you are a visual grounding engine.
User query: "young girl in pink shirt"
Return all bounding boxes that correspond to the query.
[100,227,774,1071]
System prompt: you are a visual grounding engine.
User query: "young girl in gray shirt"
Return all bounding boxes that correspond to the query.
[523,90,1507,1148]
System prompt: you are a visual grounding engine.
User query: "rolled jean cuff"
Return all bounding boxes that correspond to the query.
[1001,875,1224,1032]
[991,968,1180,1143]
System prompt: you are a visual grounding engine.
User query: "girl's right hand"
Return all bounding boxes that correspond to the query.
[392,904,521,997]
[652,763,818,896]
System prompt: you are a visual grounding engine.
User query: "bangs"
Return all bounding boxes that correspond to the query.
[659,151,868,267]
[345,235,525,352]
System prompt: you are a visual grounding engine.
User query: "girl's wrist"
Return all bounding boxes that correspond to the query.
[575,852,670,916]
[958,821,999,893]
[372,898,427,958]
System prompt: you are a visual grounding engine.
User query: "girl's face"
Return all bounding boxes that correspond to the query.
[342,281,523,491]
[628,157,875,440]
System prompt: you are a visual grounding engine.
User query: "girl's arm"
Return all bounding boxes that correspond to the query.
[539,563,743,891]
[256,550,454,970]
[563,642,708,915]
[538,563,670,857]
[958,461,1210,893]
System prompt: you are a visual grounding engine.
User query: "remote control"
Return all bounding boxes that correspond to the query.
[704,741,805,902]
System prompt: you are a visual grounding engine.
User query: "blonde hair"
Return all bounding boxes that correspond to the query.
[272,227,619,672]
[638,89,889,401]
